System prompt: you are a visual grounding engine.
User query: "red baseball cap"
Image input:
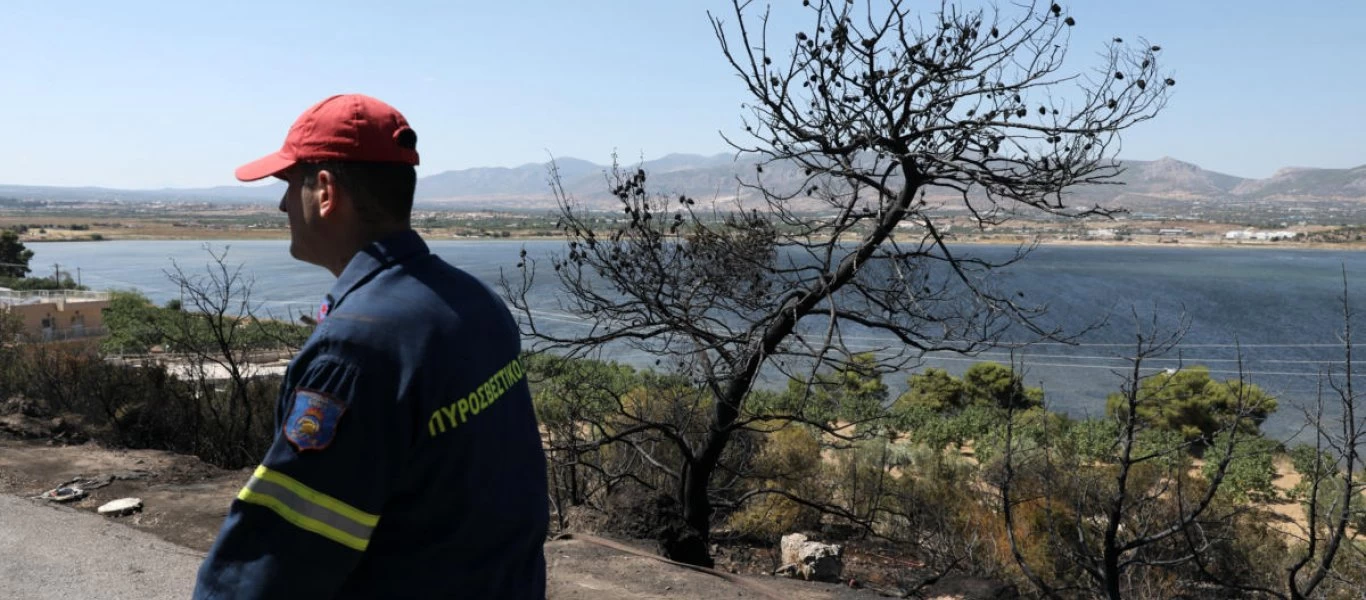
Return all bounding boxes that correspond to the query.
[235,94,420,182]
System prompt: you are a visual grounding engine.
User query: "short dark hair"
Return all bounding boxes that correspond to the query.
[300,161,416,225]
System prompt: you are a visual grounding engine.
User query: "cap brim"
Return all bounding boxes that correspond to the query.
[235,152,297,182]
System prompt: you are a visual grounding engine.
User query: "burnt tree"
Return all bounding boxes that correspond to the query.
[508,0,1172,565]
[999,314,1271,599]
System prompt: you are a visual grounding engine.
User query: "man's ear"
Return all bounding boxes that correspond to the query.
[315,169,338,217]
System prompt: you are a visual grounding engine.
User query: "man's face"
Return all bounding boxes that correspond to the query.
[278,167,326,265]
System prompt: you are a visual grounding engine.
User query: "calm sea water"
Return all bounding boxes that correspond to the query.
[26,239,1366,442]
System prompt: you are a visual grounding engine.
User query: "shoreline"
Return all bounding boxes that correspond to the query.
[20,232,1366,251]
[952,238,1366,251]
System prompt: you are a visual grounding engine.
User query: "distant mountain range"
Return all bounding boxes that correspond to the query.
[3,153,1365,213]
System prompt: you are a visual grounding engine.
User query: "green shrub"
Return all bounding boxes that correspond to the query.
[726,492,813,539]
[1201,432,1279,503]
[726,424,825,539]
[1106,367,1277,445]
[894,367,964,412]
[775,353,890,426]
[961,362,1044,410]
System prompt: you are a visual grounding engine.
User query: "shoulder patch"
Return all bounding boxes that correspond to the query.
[283,389,347,452]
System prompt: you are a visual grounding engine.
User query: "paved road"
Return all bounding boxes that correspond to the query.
[0,494,203,599]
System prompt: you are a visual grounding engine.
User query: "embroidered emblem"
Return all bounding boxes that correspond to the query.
[317,298,331,323]
[284,389,346,451]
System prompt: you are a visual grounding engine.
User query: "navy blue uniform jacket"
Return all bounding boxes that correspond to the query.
[194,230,549,598]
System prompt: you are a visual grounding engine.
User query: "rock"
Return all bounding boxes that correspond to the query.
[779,533,843,582]
[0,413,87,444]
[97,497,143,517]
[922,575,1020,600]
[0,414,52,439]
[0,396,44,417]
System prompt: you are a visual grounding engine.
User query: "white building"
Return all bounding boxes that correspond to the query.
[1225,229,1297,241]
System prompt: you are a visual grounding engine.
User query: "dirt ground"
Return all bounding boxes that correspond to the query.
[1266,456,1310,538]
[545,537,898,599]
[0,434,244,551]
[0,429,904,599]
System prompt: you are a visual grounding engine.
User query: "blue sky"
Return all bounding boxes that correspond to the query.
[1,0,1363,189]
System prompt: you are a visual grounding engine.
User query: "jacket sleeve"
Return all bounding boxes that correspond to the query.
[193,350,406,599]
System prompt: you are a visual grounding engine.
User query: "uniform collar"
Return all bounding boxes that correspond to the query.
[324,229,430,312]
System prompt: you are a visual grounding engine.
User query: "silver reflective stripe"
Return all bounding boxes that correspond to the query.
[241,474,375,545]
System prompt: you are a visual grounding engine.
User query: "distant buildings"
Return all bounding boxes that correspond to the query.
[1224,229,1298,241]
[0,289,111,341]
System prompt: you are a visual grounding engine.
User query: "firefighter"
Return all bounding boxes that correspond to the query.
[193,94,548,599]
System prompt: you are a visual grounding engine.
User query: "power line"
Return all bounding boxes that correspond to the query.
[517,308,1364,350]
[895,351,1361,366]
[513,311,1366,385]
[913,354,1331,378]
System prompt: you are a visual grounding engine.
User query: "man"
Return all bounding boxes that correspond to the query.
[193,94,549,598]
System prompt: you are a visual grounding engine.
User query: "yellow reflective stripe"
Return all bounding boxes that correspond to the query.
[240,476,375,546]
[252,465,379,526]
[236,487,370,551]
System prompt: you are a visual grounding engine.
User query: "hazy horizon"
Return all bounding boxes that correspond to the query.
[4,152,1362,195]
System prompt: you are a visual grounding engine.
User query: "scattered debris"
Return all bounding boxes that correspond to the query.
[779,533,844,582]
[98,497,144,517]
[60,474,115,491]
[56,470,156,492]
[29,472,160,506]
[36,486,88,503]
